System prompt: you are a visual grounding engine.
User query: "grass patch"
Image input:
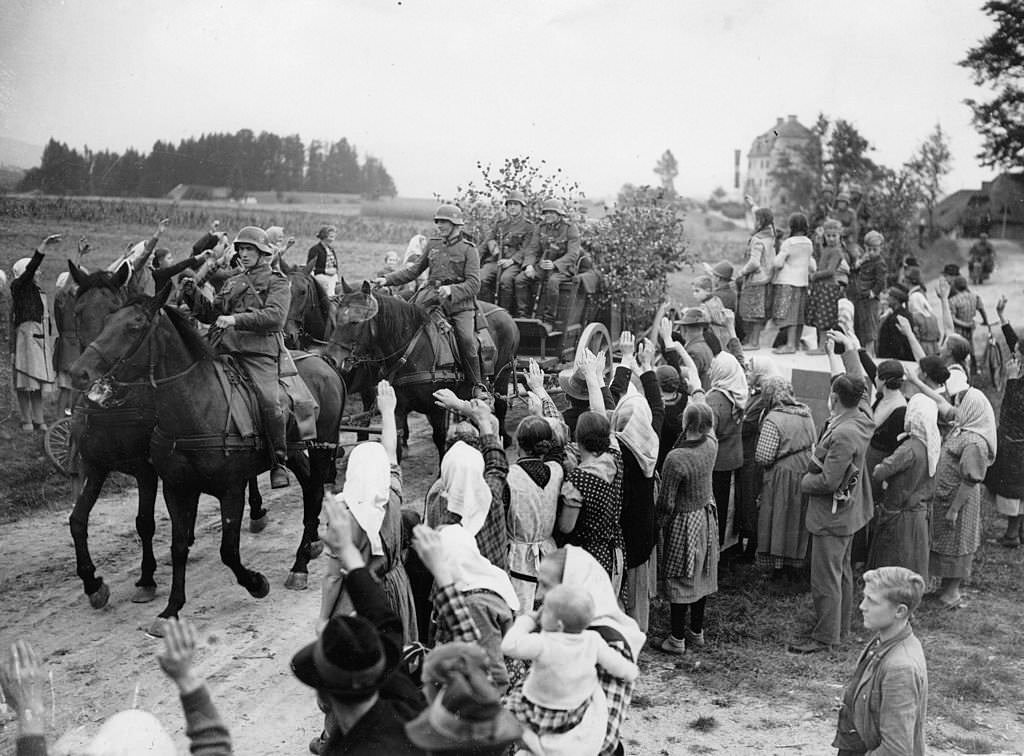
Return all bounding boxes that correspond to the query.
[947,733,999,754]
[688,715,718,733]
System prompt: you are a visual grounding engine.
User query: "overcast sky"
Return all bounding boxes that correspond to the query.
[0,0,999,200]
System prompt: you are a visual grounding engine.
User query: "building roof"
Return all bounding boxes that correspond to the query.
[936,174,1024,227]
[749,115,813,156]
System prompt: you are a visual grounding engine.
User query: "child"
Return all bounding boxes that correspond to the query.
[375,251,403,294]
[693,276,743,364]
[501,584,639,736]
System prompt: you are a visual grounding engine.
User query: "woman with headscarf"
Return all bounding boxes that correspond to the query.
[734,355,782,563]
[986,296,1024,547]
[926,387,997,609]
[658,402,719,653]
[738,207,776,349]
[52,269,82,418]
[876,287,915,361]
[607,333,663,632]
[864,360,909,506]
[318,381,417,643]
[869,394,939,579]
[506,415,563,613]
[754,376,817,589]
[522,546,645,756]
[10,234,61,431]
[705,352,748,549]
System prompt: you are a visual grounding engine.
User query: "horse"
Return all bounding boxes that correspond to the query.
[65,263,270,612]
[70,285,344,635]
[324,283,519,459]
[282,268,332,351]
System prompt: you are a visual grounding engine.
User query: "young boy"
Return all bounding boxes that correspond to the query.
[833,567,928,755]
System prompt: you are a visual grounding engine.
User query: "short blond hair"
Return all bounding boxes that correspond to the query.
[543,584,594,633]
[863,566,925,615]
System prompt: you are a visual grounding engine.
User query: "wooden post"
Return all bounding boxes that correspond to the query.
[1001,204,1008,239]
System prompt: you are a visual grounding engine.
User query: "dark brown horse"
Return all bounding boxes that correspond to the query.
[325,283,519,459]
[66,263,269,612]
[71,286,343,634]
[282,268,332,351]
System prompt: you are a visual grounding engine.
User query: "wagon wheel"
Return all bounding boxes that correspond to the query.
[44,417,77,476]
[576,323,613,381]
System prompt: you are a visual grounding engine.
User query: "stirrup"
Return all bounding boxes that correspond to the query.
[270,464,290,489]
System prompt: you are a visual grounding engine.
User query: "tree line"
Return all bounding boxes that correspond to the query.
[15,130,397,200]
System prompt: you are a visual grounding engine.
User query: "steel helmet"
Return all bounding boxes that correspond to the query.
[233,226,274,254]
[540,198,567,217]
[433,204,465,225]
[505,190,527,206]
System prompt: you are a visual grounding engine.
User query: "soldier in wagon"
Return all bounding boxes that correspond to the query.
[479,189,534,313]
[514,199,581,325]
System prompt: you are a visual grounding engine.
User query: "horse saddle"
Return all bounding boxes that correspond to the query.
[419,307,495,381]
[212,356,318,442]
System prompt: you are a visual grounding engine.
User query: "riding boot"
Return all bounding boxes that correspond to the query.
[266,407,290,489]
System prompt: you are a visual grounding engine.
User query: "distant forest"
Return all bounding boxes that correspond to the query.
[16,130,397,199]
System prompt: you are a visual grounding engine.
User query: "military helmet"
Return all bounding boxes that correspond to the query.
[433,204,465,225]
[505,190,527,206]
[540,198,567,217]
[233,226,274,255]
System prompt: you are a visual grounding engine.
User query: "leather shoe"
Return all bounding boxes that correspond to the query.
[270,464,290,489]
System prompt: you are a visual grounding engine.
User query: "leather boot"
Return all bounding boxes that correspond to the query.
[266,408,290,489]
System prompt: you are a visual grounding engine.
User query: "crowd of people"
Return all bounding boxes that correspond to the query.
[2,201,1023,754]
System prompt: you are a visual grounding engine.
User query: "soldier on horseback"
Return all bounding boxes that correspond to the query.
[374,204,483,389]
[479,189,534,312]
[180,226,292,489]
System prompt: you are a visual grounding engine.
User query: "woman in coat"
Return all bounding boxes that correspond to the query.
[868,394,938,579]
[705,352,747,549]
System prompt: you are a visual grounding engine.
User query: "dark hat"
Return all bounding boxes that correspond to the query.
[404,669,522,751]
[903,256,919,267]
[702,261,734,280]
[942,263,960,277]
[656,364,681,392]
[679,307,708,326]
[557,367,589,401]
[918,355,950,385]
[904,267,923,286]
[291,614,400,700]
[692,275,714,290]
[876,360,905,382]
[886,286,909,304]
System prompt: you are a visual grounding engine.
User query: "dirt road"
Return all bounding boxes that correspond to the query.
[2,239,1022,754]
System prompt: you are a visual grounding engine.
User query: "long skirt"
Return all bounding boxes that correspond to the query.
[756,465,810,568]
[866,506,929,580]
[382,562,419,644]
[772,285,806,327]
[739,283,768,322]
[806,280,843,331]
[854,298,881,345]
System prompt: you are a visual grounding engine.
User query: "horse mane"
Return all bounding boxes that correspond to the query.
[375,291,428,335]
[124,295,216,362]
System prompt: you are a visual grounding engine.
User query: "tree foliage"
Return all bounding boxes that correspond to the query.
[960,0,1024,169]
[653,149,679,196]
[905,124,952,233]
[17,131,397,199]
[867,167,923,275]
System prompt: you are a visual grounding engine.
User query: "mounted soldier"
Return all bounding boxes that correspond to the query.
[514,198,581,325]
[180,226,292,489]
[374,204,483,390]
[479,189,534,313]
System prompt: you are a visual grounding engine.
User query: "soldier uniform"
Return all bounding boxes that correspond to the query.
[184,226,292,488]
[480,192,534,313]
[383,205,483,387]
[514,199,581,322]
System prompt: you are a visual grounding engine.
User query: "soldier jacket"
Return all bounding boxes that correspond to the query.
[481,216,535,265]
[521,220,581,275]
[189,261,290,357]
[384,234,480,314]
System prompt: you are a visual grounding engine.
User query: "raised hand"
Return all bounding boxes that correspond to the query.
[156,218,170,237]
[525,358,545,394]
[37,234,62,252]
[0,640,46,721]
[658,316,674,347]
[156,617,202,694]
[619,331,635,359]
[321,496,363,570]
[637,338,655,371]
[411,524,453,585]
[377,379,397,416]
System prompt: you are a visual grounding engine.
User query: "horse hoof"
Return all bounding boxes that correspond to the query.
[145,618,168,638]
[307,540,324,560]
[131,585,157,604]
[285,572,309,591]
[88,582,110,609]
[249,514,268,534]
[248,574,271,599]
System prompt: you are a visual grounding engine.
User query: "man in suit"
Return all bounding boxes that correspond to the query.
[791,329,874,653]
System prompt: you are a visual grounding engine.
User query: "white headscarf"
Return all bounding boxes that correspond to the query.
[440,440,492,536]
[610,387,658,478]
[82,709,176,755]
[12,257,32,280]
[337,442,392,556]
[953,387,998,464]
[561,546,645,660]
[903,394,940,476]
[438,525,520,612]
[404,234,427,264]
[709,352,749,410]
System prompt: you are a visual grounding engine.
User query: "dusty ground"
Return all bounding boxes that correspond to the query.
[1,236,1023,754]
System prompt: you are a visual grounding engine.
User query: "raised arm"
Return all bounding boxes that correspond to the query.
[377,380,399,465]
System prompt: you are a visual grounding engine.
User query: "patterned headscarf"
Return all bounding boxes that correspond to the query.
[903,394,940,476]
[708,352,749,410]
[952,388,998,463]
[760,375,812,417]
